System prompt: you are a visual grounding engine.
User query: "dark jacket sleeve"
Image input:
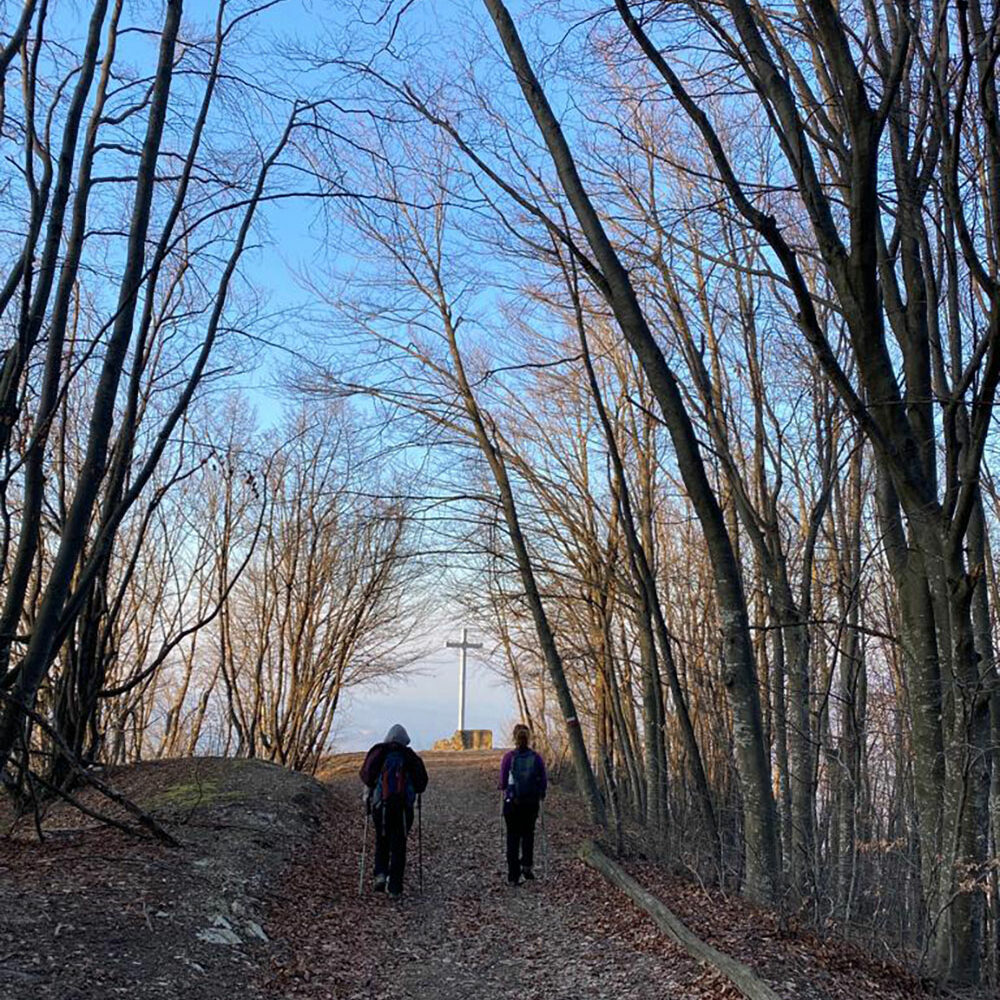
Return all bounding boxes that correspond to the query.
[359,744,384,788]
[407,749,429,794]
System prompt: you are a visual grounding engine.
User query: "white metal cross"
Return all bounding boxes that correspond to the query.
[445,627,483,731]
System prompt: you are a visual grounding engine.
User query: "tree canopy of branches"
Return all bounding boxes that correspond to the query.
[301,0,1000,985]
[5,0,1000,987]
[0,2,425,796]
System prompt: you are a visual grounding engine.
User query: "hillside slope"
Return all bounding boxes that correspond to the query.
[0,757,326,999]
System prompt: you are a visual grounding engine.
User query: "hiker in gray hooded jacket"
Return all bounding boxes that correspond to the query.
[360,724,428,897]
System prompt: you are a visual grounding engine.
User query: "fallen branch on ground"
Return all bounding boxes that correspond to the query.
[27,767,180,847]
[578,839,781,1000]
[0,691,180,847]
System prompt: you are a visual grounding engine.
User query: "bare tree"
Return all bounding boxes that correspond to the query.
[607,0,998,981]
[0,0,309,790]
[217,404,425,773]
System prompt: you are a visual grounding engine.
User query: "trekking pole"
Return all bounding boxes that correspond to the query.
[541,799,549,878]
[358,805,370,896]
[417,793,424,895]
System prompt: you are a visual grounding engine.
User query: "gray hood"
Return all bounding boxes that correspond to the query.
[384,723,410,746]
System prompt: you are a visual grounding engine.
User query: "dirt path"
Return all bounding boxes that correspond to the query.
[0,752,954,1000]
[263,752,952,1000]
[264,751,714,1000]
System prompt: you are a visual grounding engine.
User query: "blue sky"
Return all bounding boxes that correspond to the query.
[216,0,534,750]
[165,0,541,751]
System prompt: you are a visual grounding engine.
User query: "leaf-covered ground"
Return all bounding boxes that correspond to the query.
[263,751,956,1000]
[265,751,714,1000]
[0,757,326,1000]
[1,752,986,999]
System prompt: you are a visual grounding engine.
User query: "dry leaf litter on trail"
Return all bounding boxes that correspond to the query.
[265,751,708,1000]
[2,751,978,1000]
[262,750,945,1000]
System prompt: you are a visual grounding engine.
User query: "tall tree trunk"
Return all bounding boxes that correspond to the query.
[481,0,778,901]
[445,314,605,826]
[0,0,183,776]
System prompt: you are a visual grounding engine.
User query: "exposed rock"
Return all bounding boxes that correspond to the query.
[431,729,493,751]
[244,921,269,942]
[197,917,243,947]
[196,927,243,946]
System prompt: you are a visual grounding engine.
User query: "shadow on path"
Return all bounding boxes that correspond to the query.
[262,751,703,1000]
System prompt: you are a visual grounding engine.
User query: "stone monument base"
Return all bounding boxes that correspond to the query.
[431,729,493,751]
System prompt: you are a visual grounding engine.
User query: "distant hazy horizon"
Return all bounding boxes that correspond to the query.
[331,640,519,753]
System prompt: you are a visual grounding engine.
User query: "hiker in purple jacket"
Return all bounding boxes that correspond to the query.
[499,723,547,885]
[360,724,428,898]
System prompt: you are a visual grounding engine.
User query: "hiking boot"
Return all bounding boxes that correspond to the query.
[373,874,387,893]
[506,876,520,886]
[521,868,535,881]
[387,890,402,900]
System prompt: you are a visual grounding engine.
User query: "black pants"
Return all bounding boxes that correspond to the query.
[504,799,539,881]
[373,802,413,894]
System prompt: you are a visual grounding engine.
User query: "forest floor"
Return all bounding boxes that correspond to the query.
[0,756,326,999]
[267,750,952,1000]
[0,750,986,999]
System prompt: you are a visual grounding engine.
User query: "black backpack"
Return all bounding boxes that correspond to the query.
[507,750,542,802]
[372,748,415,809]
